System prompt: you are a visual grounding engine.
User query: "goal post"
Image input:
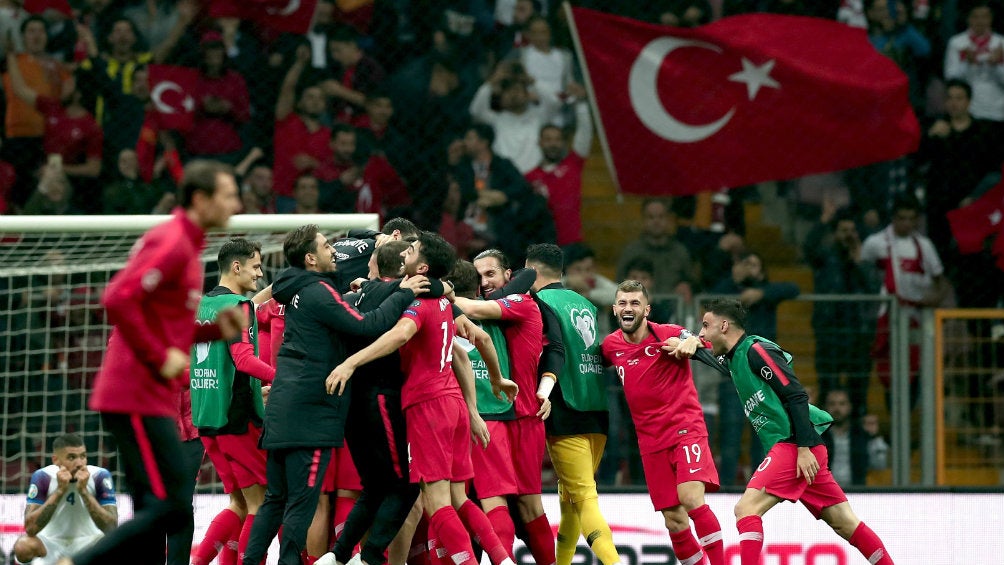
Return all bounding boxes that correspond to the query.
[0,214,379,494]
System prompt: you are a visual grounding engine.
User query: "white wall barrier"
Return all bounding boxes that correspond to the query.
[1,492,999,564]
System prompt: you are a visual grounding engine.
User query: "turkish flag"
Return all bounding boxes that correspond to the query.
[147,65,198,132]
[569,8,920,195]
[946,170,1004,255]
[210,0,318,35]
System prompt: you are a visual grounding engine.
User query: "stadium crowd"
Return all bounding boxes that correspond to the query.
[2,0,1004,502]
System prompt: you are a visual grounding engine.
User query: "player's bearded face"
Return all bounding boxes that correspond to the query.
[614,292,648,334]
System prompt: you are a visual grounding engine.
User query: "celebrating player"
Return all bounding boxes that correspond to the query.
[698,299,895,565]
[601,280,724,565]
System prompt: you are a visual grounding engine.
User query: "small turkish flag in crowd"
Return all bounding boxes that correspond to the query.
[568,8,920,196]
[147,65,199,131]
[210,0,318,35]
[947,169,1004,268]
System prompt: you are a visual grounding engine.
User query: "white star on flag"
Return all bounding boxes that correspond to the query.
[729,58,780,100]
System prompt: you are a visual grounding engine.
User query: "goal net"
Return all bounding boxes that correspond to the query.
[0,213,379,495]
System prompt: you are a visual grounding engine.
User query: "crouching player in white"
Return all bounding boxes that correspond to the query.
[13,434,118,564]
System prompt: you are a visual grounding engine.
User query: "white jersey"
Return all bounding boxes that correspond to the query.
[26,464,116,543]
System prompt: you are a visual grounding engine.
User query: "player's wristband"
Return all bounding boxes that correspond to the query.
[537,373,556,398]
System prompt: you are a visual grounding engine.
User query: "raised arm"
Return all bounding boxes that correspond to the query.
[325,317,417,395]
[275,45,311,121]
[454,296,504,320]
[229,301,276,384]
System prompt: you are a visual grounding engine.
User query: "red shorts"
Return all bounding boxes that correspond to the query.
[471,420,517,499]
[506,416,545,495]
[201,423,267,492]
[406,395,474,484]
[640,436,720,511]
[748,443,848,518]
[322,444,363,493]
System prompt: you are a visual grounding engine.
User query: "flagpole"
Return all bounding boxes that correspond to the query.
[563,1,623,203]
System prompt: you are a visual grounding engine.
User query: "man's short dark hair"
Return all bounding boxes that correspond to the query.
[824,386,852,404]
[376,240,409,278]
[831,207,858,231]
[417,231,457,279]
[561,242,595,267]
[641,197,672,215]
[331,123,357,140]
[468,123,496,146]
[329,24,361,45]
[21,15,47,34]
[945,78,972,100]
[616,279,649,300]
[706,298,748,330]
[284,224,320,269]
[474,249,510,271]
[180,160,233,208]
[218,238,262,273]
[623,256,655,277]
[890,193,922,215]
[447,260,480,298]
[382,217,419,239]
[52,433,84,452]
[525,243,563,277]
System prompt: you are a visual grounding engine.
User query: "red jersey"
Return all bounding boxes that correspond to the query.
[525,152,585,245]
[272,113,331,197]
[186,70,250,156]
[600,323,709,454]
[175,386,198,441]
[399,297,461,410]
[255,298,286,368]
[496,293,544,418]
[90,209,223,417]
[36,97,103,165]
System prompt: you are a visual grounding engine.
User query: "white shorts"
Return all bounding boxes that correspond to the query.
[24,533,104,565]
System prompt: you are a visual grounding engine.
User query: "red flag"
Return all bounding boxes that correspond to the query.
[210,0,318,35]
[946,170,1004,254]
[147,65,198,132]
[568,8,920,195]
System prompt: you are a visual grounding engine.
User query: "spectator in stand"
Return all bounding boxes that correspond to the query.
[616,198,696,303]
[838,0,868,28]
[621,257,673,324]
[864,0,930,111]
[944,2,1004,132]
[185,31,250,164]
[75,17,154,125]
[506,16,574,113]
[494,0,539,60]
[235,155,276,215]
[3,16,73,209]
[711,250,799,486]
[123,0,185,51]
[292,174,323,214]
[820,388,889,486]
[861,193,947,411]
[453,123,553,266]
[23,158,81,215]
[804,201,876,417]
[103,148,170,214]
[273,44,333,213]
[6,51,102,213]
[917,76,1002,322]
[525,97,591,246]
[322,25,387,125]
[652,0,714,27]
[438,173,477,259]
[316,124,363,212]
[469,59,561,173]
[355,90,409,176]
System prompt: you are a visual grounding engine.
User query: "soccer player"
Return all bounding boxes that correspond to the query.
[332,217,420,292]
[14,434,117,565]
[65,160,246,565]
[190,238,276,565]
[452,249,555,565]
[449,259,522,556]
[324,232,514,565]
[698,299,895,565]
[241,224,429,565]
[601,280,725,565]
[523,244,620,565]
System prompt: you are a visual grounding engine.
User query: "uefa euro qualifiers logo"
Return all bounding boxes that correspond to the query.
[569,308,596,349]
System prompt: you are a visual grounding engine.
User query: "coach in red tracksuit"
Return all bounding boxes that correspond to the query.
[70,161,244,565]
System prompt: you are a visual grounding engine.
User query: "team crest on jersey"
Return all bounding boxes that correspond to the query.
[410,300,422,307]
[569,308,596,348]
[141,268,162,292]
[27,484,38,499]
[504,294,523,302]
[103,477,113,492]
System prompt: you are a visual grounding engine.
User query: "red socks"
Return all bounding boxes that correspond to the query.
[457,500,510,565]
[334,496,357,541]
[524,514,556,565]
[849,522,894,564]
[410,514,431,565]
[668,529,705,565]
[193,508,243,565]
[736,515,764,565]
[238,514,257,564]
[688,504,724,565]
[486,506,516,559]
[428,506,478,565]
